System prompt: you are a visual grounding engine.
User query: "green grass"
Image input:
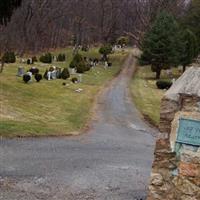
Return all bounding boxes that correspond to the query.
[0,48,128,137]
[131,65,182,126]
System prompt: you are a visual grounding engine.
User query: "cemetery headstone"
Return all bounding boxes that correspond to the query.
[17,67,24,77]
[56,68,62,79]
[70,68,76,75]
[78,74,82,83]
[47,71,51,80]
[104,61,108,69]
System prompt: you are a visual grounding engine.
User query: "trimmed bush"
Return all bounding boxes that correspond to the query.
[2,52,16,63]
[69,60,76,69]
[116,36,129,46]
[39,53,52,63]
[69,53,89,73]
[71,77,78,83]
[99,44,112,61]
[27,59,31,65]
[156,80,172,90]
[76,62,88,73]
[61,68,70,80]
[43,69,48,80]
[57,54,66,62]
[23,74,31,83]
[35,74,42,82]
[29,67,39,75]
[108,62,112,67]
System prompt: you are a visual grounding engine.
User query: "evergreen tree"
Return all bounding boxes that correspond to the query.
[69,53,89,73]
[180,29,198,72]
[99,44,112,61]
[141,12,181,79]
[182,0,200,53]
[61,68,70,80]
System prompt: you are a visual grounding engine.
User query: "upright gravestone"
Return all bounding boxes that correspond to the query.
[70,68,76,75]
[51,70,57,80]
[17,67,24,77]
[78,74,82,83]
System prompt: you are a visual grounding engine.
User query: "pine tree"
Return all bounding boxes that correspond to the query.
[61,68,70,80]
[182,0,200,53]
[180,29,198,72]
[141,12,181,79]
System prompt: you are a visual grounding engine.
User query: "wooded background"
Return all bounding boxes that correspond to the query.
[0,0,190,55]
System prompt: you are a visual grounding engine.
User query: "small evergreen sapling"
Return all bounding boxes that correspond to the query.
[35,74,42,82]
[140,12,181,79]
[23,74,31,83]
[61,68,70,80]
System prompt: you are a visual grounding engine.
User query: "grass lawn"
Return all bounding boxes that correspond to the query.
[131,65,182,126]
[0,48,128,137]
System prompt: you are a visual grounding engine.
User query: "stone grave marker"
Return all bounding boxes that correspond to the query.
[78,74,82,83]
[17,67,24,76]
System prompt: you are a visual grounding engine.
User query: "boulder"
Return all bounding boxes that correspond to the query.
[159,67,200,135]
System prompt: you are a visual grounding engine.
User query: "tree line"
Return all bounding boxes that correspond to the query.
[0,0,191,55]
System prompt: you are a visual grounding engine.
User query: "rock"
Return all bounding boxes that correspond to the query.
[148,186,163,200]
[159,67,200,134]
[172,176,200,195]
[181,195,197,200]
[151,173,164,186]
[182,144,199,152]
[179,162,200,177]
[180,150,200,164]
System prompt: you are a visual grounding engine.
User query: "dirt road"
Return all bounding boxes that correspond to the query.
[0,50,156,200]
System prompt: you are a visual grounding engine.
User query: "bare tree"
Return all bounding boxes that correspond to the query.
[0,0,190,54]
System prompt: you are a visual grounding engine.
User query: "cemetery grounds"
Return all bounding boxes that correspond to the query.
[0,48,128,137]
[131,65,182,127]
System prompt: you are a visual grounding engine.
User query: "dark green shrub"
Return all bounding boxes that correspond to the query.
[76,62,87,73]
[156,80,172,90]
[56,68,62,79]
[99,44,112,61]
[39,53,52,63]
[108,62,112,67]
[69,53,88,73]
[30,67,39,75]
[35,74,42,82]
[73,53,83,63]
[23,74,31,83]
[2,52,16,63]
[61,68,70,80]
[116,36,129,46]
[71,77,78,83]
[69,60,76,69]
[27,59,31,65]
[43,69,48,80]
[57,54,66,62]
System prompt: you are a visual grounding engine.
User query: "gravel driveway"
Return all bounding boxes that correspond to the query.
[0,50,156,200]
